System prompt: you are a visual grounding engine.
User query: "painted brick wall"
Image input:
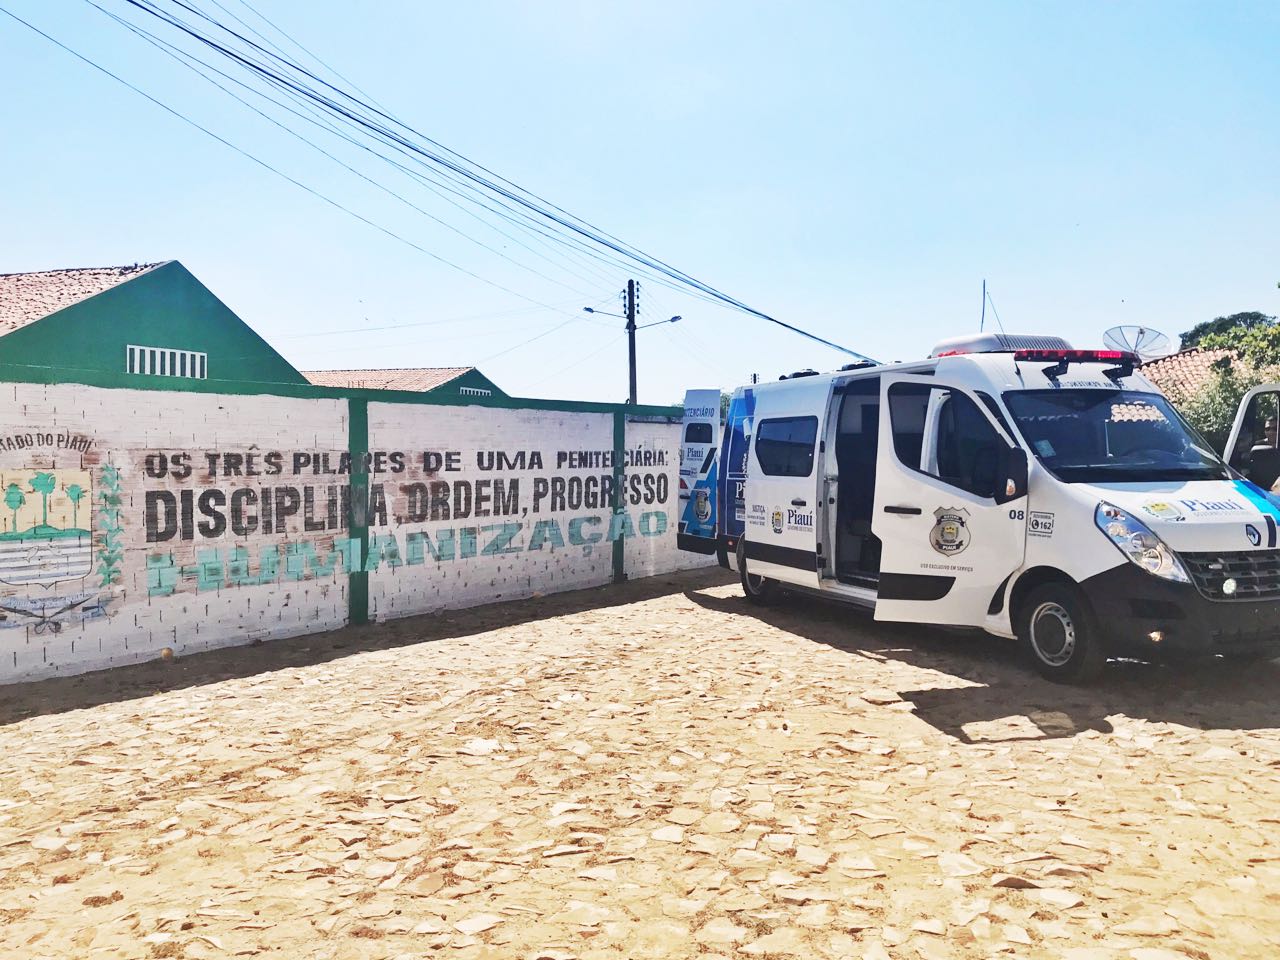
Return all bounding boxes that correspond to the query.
[365,405,700,620]
[0,384,711,684]
[0,383,350,682]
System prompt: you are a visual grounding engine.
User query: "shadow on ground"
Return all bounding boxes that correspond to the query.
[685,587,1280,744]
[0,567,736,727]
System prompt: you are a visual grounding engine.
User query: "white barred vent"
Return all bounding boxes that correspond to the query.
[126,345,207,379]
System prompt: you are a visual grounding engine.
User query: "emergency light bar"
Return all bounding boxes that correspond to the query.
[1012,349,1138,364]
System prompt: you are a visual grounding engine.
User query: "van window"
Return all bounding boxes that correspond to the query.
[976,391,1013,436]
[1004,389,1228,483]
[889,383,1004,497]
[756,417,818,476]
[684,422,713,444]
[887,383,930,468]
[934,392,1004,497]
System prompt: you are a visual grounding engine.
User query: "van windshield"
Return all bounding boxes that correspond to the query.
[1002,389,1230,483]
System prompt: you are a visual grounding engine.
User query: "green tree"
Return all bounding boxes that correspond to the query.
[1177,362,1269,453]
[1166,317,1280,453]
[4,483,25,534]
[1180,311,1275,349]
[28,472,56,527]
[1199,322,1280,371]
[64,483,86,529]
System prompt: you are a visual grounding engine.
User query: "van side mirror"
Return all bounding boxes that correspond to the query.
[995,447,1028,504]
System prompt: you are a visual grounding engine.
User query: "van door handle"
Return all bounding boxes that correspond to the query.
[883,505,922,515]
[791,498,807,507]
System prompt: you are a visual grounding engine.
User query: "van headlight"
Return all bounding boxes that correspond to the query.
[1095,502,1190,583]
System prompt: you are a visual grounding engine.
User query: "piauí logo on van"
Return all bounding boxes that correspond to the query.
[786,508,814,530]
[0,470,93,587]
[771,507,784,535]
[930,507,971,556]
[1140,500,1184,522]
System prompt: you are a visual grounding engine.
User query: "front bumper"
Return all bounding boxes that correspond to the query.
[1079,563,1280,659]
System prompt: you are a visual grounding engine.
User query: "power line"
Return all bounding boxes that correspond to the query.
[528,331,628,390]
[110,0,876,362]
[84,0,608,301]
[112,0,726,309]
[0,3,595,323]
[280,299,584,339]
[118,0,721,304]
[476,318,580,364]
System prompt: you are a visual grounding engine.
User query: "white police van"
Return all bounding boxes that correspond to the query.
[678,334,1280,683]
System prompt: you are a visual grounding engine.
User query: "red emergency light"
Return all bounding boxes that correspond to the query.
[1012,349,1137,364]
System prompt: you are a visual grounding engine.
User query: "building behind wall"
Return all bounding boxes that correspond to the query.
[0,261,508,400]
[0,261,308,390]
[303,367,506,400]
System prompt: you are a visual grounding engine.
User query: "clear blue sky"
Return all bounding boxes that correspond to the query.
[2,1,1277,403]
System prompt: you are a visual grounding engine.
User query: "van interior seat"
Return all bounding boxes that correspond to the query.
[1247,447,1280,491]
[835,401,882,578]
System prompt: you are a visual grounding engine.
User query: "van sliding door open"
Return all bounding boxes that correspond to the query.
[872,374,1027,626]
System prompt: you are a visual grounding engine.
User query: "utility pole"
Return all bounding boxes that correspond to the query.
[625,279,638,405]
[581,284,679,405]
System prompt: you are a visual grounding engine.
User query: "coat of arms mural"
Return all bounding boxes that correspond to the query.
[0,463,122,632]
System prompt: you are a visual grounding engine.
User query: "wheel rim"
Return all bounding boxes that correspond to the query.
[745,569,766,594]
[1030,601,1076,667]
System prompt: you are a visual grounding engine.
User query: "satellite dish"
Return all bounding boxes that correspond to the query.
[1103,325,1175,363]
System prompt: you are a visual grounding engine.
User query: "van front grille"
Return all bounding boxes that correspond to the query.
[1181,549,1280,601]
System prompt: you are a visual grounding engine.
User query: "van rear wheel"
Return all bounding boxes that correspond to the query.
[738,538,776,605]
[1017,582,1105,684]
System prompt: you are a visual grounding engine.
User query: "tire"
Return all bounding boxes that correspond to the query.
[1017,581,1106,684]
[738,537,777,605]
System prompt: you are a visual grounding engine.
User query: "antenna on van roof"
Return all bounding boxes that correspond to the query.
[981,281,1008,335]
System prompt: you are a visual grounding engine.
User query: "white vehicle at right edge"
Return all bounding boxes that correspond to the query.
[680,333,1280,684]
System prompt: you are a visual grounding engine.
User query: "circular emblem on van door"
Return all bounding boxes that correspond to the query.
[930,507,971,556]
[771,508,784,535]
[694,488,711,522]
[1246,523,1263,547]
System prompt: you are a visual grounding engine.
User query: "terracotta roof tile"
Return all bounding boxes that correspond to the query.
[1111,401,1167,422]
[1138,347,1237,400]
[0,263,165,335]
[302,367,478,392]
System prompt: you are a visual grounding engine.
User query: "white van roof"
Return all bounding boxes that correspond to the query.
[929,332,1074,357]
[745,335,1152,399]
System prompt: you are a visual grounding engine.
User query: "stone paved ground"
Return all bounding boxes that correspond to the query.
[2,568,1279,960]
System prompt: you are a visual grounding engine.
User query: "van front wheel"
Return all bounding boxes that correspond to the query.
[738,539,776,605]
[1017,582,1106,684]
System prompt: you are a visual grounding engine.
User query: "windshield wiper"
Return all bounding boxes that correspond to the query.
[1053,464,1226,482]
